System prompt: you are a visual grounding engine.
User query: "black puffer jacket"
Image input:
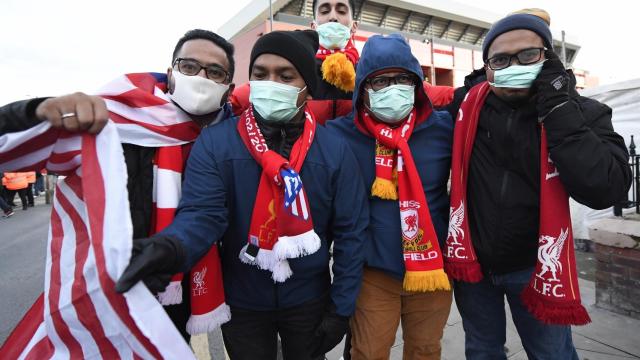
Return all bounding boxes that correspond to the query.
[0,98,47,135]
[446,70,631,274]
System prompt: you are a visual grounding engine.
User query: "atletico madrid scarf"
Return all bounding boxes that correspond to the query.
[444,81,590,325]
[237,106,321,282]
[356,108,450,292]
[316,38,359,92]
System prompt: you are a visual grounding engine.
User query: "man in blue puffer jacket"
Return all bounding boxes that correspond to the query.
[116,30,369,360]
[327,34,454,360]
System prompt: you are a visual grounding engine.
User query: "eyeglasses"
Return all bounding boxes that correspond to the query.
[367,73,415,91]
[173,58,230,83]
[486,48,545,70]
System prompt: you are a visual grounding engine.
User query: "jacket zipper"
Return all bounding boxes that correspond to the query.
[499,110,515,203]
[500,171,510,202]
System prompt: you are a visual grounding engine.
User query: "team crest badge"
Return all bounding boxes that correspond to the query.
[401,208,419,241]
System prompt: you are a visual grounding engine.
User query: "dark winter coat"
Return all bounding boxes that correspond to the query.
[446,69,631,274]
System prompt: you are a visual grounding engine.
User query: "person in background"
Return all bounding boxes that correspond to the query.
[34,171,45,195]
[230,0,455,127]
[0,175,15,217]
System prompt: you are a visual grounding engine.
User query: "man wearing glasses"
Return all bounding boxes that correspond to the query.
[328,34,453,360]
[153,28,236,341]
[444,10,630,359]
[0,29,237,343]
[167,30,235,126]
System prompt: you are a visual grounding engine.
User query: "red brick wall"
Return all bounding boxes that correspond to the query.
[594,243,640,319]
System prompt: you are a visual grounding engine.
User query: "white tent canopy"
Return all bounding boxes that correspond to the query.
[571,79,640,239]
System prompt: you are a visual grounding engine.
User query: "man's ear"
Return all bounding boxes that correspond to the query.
[310,21,318,30]
[350,20,358,34]
[167,67,175,94]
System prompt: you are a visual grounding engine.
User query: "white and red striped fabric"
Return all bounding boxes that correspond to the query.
[0,73,217,358]
[0,123,193,359]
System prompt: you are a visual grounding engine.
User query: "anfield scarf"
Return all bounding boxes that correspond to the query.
[445,81,590,325]
[236,106,321,282]
[152,146,230,334]
[316,38,360,92]
[356,108,450,292]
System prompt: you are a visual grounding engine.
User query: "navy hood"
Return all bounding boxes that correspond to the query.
[353,33,431,117]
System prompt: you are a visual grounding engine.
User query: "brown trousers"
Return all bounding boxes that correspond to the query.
[350,268,452,360]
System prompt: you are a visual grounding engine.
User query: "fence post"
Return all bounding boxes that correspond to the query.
[631,136,639,214]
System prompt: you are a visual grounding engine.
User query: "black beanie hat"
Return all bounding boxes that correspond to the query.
[249,30,319,95]
[482,13,553,61]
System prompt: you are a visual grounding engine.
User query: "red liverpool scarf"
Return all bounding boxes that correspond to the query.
[444,81,590,325]
[237,106,321,282]
[152,146,230,334]
[356,108,450,292]
[316,38,360,64]
[316,38,360,92]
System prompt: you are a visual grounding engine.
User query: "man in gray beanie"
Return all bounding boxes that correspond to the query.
[443,10,631,360]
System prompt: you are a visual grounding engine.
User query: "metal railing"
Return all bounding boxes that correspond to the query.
[614,135,639,216]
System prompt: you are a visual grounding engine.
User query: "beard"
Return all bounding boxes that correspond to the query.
[494,87,531,105]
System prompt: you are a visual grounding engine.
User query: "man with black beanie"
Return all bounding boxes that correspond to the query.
[443,10,631,360]
[115,30,369,360]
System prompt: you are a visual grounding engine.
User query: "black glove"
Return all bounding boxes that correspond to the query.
[115,235,186,294]
[532,49,571,118]
[310,304,350,357]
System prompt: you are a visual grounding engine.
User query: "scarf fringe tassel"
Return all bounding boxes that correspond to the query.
[157,280,183,306]
[443,262,484,283]
[239,245,293,283]
[403,269,451,292]
[273,230,321,260]
[239,245,277,270]
[271,260,293,283]
[371,177,397,200]
[186,303,232,335]
[521,286,591,326]
[321,53,356,92]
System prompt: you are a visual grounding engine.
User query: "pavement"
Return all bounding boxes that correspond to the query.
[0,194,49,345]
[2,197,639,359]
[190,251,640,359]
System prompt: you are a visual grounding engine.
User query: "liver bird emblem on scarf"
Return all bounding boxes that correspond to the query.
[537,228,568,282]
[448,201,465,245]
[193,267,207,291]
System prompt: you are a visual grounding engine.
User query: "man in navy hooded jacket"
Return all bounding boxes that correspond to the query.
[116,30,369,360]
[328,34,453,360]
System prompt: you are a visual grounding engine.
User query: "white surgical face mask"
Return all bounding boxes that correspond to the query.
[249,80,306,123]
[168,71,229,115]
[316,22,351,49]
[367,84,415,124]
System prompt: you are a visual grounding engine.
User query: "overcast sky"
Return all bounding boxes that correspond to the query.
[0,0,635,104]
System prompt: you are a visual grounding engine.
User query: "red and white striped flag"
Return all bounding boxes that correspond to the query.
[0,73,202,359]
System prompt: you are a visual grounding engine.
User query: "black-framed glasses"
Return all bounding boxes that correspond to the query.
[486,48,545,70]
[367,73,416,91]
[173,58,230,83]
